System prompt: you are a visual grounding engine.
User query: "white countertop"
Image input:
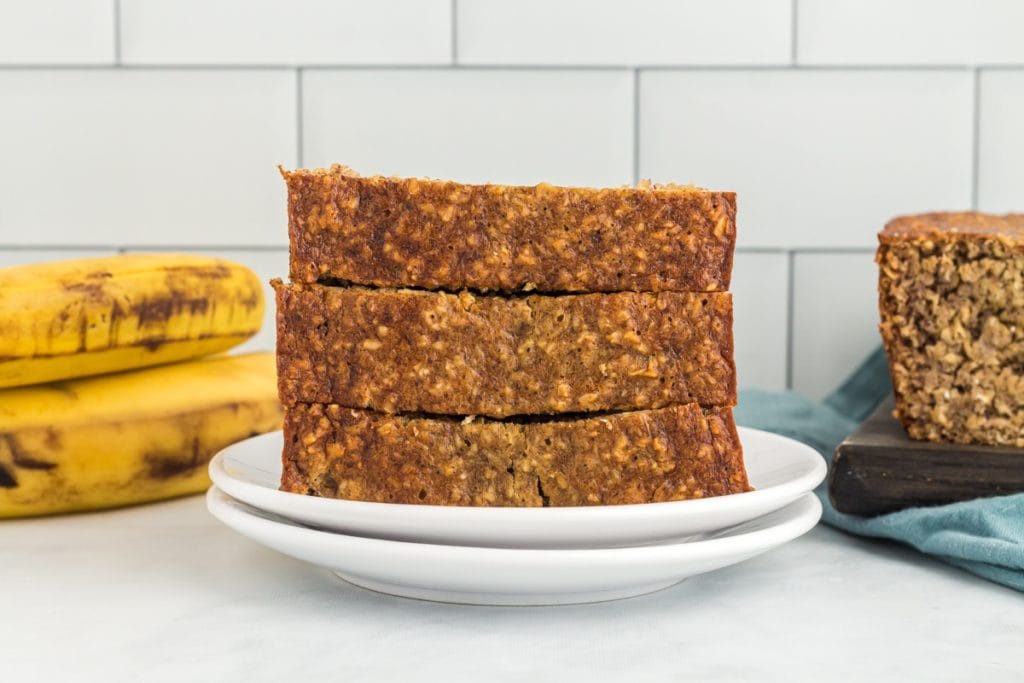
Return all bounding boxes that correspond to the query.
[3,495,1022,682]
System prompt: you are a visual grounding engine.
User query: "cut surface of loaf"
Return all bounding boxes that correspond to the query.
[283,165,735,293]
[281,403,750,507]
[878,212,1024,446]
[275,281,736,417]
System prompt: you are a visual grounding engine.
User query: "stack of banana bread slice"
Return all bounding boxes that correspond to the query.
[275,165,750,506]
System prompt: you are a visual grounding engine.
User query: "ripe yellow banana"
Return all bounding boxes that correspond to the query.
[0,253,264,389]
[0,353,282,518]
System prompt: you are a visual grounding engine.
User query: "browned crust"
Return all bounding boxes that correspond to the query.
[281,403,750,506]
[880,212,1024,245]
[283,165,736,293]
[275,282,736,417]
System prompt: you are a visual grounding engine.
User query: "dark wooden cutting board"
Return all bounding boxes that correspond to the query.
[828,396,1024,516]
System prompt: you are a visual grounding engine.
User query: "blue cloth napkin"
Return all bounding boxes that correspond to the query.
[734,347,1024,592]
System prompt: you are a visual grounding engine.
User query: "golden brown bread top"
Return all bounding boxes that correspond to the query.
[880,212,1024,245]
[283,165,736,293]
[291,164,717,196]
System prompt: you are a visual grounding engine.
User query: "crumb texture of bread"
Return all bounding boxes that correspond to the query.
[878,212,1024,446]
[281,403,750,507]
[275,282,736,417]
[283,165,736,293]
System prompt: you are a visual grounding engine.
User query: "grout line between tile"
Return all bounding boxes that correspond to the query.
[789,246,876,254]
[0,63,995,72]
[962,64,1024,71]
[451,0,458,64]
[632,69,640,184]
[296,68,304,167]
[0,64,297,71]
[785,250,796,390]
[112,0,121,65]
[790,0,798,65]
[734,246,789,254]
[971,67,981,210]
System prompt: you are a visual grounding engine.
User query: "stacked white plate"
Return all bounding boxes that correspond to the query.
[207,428,826,605]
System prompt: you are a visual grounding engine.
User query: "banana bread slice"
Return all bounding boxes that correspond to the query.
[283,165,735,293]
[275,282,736,417]
[281,403,750,506]
[878,212,1024,446]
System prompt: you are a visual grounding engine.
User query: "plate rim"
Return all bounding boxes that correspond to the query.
[206,485,823,561]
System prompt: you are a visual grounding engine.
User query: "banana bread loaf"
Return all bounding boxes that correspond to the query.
[281,403,749,506]
[283,165,735,293]
[878,212,1024,446]
[275,281,736,417]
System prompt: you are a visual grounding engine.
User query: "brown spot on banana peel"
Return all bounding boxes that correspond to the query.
[142,414,276,482]
[159,264,232,280]
[43,428,62,450]
[63,281,106,299]
[134,293,211,326]
[0,463,15,488]
[144,436,205,480]
[64,269,230,326]
[139,336,168,352]
[78,313,88,352]
[17,266,258,362]
[1,434,57,471]
[144,454,200,480]
[13,455,57,470]
[240,297,260,311]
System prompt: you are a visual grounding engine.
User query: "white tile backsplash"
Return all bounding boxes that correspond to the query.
[791,251,880,400]
[120,0,452,66]
[978,70,1024,214]
[798,0,1024,66]
[732,251,789,391]
[639,70,974,248]
[302,69,634,186]
[0,70,296,247]
[0,2,1018,396]
[457,0,791,66]
[0,0,114,65]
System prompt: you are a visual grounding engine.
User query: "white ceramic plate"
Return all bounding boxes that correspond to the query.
[207,487,822,606]
[209,427,826,549]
